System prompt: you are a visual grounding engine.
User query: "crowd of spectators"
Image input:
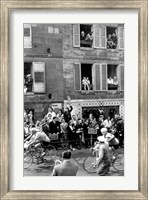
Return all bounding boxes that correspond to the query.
[24,105,124,151]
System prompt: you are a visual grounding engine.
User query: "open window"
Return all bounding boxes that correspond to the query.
[74,63,94,91]
[107,65,118,90]
[24,62,33,93]
[24,24,32,48]
[106,27,118,49]
[24,62,46,94]
[81,64,93,90]
[80,24,93,48]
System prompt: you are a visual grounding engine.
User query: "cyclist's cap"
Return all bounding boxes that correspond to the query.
[101,128,108,134]
[31,128,38,133]
[97,136,106,142]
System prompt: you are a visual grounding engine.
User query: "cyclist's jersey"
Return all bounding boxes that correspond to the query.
[93,142,109,157]
[34,131,50,142]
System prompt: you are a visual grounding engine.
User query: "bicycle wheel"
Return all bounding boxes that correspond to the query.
[46,144,57,159]
[43,149,56,166]
[112,153,124,171]
[24,151,33,169]
[83,156,98,173]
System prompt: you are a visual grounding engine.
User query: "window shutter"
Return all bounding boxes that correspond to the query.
[101,64,107,90]
[73,24,80,47]
[119,64,124,90]
[33,62,45,93]
[94,24,100,48]
[74,63,81,90]
[100,25,106,48]
[94,63,101,90]
[118,27,124,49]
[24,24,32,48]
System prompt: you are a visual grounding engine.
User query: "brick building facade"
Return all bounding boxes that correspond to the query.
[24,23,124,121]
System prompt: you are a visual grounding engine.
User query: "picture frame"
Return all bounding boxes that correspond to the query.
[0,0,147,199]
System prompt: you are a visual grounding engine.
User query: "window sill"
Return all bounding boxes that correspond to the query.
[81,90,95,95]
[80,47,93,50]
[107,49,118,52]
[24,92,34,96]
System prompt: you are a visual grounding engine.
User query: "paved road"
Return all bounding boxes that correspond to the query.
[24,147,124,176]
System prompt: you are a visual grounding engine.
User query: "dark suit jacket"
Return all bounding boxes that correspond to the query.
[49,121,60,134]
[52,160,78,176]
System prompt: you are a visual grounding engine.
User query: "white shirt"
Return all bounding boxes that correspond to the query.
[103,119,112,128]
[107,78,113,84]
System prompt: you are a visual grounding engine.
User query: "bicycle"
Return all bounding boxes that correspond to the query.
[24,143,57,169]
[83,148,124,173]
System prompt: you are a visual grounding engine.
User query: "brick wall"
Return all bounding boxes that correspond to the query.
[24,24,63,58]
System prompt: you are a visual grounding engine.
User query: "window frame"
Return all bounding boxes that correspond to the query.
[24,61,46,94]
[24,24,32,49]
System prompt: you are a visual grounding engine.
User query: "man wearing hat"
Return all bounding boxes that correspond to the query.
[92,136,111,176]
[25,74,33,92]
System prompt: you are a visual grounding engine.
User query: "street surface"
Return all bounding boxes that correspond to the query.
[24,147,124,176]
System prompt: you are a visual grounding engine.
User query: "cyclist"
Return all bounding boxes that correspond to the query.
[91,136,111,176]
[100,127,119,160]
[24,127,50,163]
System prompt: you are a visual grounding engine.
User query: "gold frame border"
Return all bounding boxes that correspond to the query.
[0,1,147,199]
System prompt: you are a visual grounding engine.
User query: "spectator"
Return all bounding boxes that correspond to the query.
[107,77,113,84]
[80,31,86,40]
[103,116,112,130]
[67,121,77,151]
[46,107,56,120]
[25,74,33,92]
[70,115,78,127]
[113,76,118,86]
[42,117,50,137]
[85,32,93,41]
[47,114,53,123]
[82,77,90,90]
[63,105,73,123]
[83,119,90,148]
[28,110,34,125]
[111,32,117,49]
[52,150,78,176]
[49,117,60,134]
[60,118,68,140]
[107,34,113,49]
[57,109,64,123]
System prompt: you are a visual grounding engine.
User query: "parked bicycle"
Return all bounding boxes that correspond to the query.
[24,143,57,169]
[83,149,124,173]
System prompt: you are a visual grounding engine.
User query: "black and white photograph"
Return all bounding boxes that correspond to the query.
[24,23,124,176]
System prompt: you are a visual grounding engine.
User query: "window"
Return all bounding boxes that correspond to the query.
[81,64,93,90]
[107,65,118,90]
[118,27,124,49]
[24,62,46,94]
[74,63,124,92]
[48,26,59,34]
[24,62,33,93]
[80,24,93,48]
[107,27,118,49]
[74,63,93,91]
[73,24,106,49]
[73,24,124,50]
[24,24,32,48]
